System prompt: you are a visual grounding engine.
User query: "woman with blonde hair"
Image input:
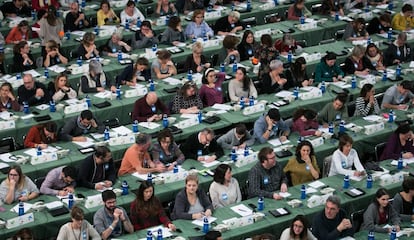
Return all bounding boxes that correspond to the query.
[184,42,211,73]
[0,166,39,204]
[57,205,100,240]
[185,9,214,39]
[48,73,77,102]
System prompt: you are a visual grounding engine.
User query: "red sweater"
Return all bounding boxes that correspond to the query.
[292,118,319,136]
[24,125,56,148]
[130,199,171,231]
[132,95,169,122]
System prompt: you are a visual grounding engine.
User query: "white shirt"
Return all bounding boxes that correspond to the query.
[329,148,365,176]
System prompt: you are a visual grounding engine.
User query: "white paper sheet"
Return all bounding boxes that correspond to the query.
[278,192,291,198]
[308,180,325,188]
[202,160,220,168]
[112,126,133,135]
[163,77,182,85]
[20,114,34,120]
[72,137,95,148]
[48,65,66,73]
[0,162,9,169]
[23,69,41,78]
[362,115,382,122]
[192,216,217,227]
[268,139,290,147]
[0,111,12,120]
[147,226,173,238]
[211,104,232,111]
[94,91,113,99]
[0,153,15,162]
[230,204,253,217]
[138,122,160,129]
[180,113,198,119]
[275,90,293,98]
[35,104,49,111]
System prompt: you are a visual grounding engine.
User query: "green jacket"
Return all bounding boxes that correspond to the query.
[314,60,344,83]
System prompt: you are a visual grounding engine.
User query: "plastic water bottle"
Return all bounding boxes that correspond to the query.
[85,95,91,108]
[18,201,24,216]
[247,0,251,11]
[136,17,141,28]
[390,227,396,240]
[300,14,305,24]
[146,230,153,240]
[16,73,21,80]
[162,114,169,128]
[198,111,203,123]
[396,64,401,77]
[257,197,264,211]
[288,50,292,63]
[343,175,350,189]
[351,75,356,89]
[300,185,306,199]
[231,2,235,11]
[366,174,373,189]
[173,164,178,173]
[192,36,197,43]
[249,96,254,106]
[147,173,152,184]
[320,81,326,93]
[104,127,110,141]
[239,96,245,109]
[367,37,371,45]
[122,181,129,195]
[244,146,249,156]
[50,101,56,112]
[220,63,225,72]
[132,120,139,133]
[152,44,158,52]
[368,231,375,240]
[165,15,170,25]
[23,101,29,114]
[157,228,163,240]
[149,79,155,91]
[388,28,393,42]
[118,50,122,62]
[273,0,278,6]
[335,12,339,21]
[382,70,387,81]
[81,0,86,8]
[388,0,393,10]
[293,87,299,100]
[37,146,42,156]
[44,68,49,79]
[31,10,36,20]
[339,120,345,133]
[187,70,193,81]
[388,110,394,123]
[125,19,129,30]
[202,216,209,233]
[66,31,71,40]
[232,62,238,73]
[197,149,203,160]
[398,154,403,170]
[94,26,99,35]
[68,193,74,209]
[77,56,82,66]
[231,149,237,162]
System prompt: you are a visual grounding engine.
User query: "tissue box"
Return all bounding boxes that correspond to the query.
[297,22,317,30]
[163,171,189,183]
[307,137,324,148]
[299,89,322,100]
[108,134,136,146]
[64,102,88,115]
[0,120,16,130]
[6,213,34,229]
[364,122,384,135]
[235,154,257,167]
[223,215,255,229]
[31,152,58,165]
[242,103,265,115]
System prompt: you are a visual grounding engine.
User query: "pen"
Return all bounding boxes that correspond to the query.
[238,208,247,212]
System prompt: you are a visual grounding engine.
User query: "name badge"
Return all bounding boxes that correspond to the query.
[222,193,228,200]
[263,176,269,185]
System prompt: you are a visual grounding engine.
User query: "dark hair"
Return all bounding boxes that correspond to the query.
[365,43,382,57]
[289,214,309,238]
[202,68,215,84]
[338,134,353,152]
[395,123,411,134]
[179,81,198,97]
[8,165,25,188]
[156,49,171,60]
[0,82,13,92]
[251,233,276,240]
[223,35,239,49]
[100,0,111,9]
[44,121,57,133]
[132,181,162,217]
[290,57,307,83]
[102,189,116,202]
[54,73,70,92]
[374,188,390,207]
[400,80,412,90]
[70,205,84,220]
[324,52,337,61]
[135,133,150,145]
[235,123,247,135]
[80,110,93,120]
[260,34,273,47]
[335,93,348,104]
[17,20,29,29]
[12,228,34,240]
[140,20,152,30]
[37,9,47,20]
[213,164,231,184]
[205,230,222,240]
[191,9,204,22]
[82,32,96,46]
[258,147,274,163]
[402,177,414,193]
[240,30,255,45]
[136,57,149,66]
[168,16,181,29]
[46,6,59,26]
[267,108,281,121]
[95,146,111,158]
[353,18,365,31]
[402,4,413,13]
[62,166,77,179]
[379,13,391,24]
[126,0,135,7]
[237,67,251,91]
[13,41,28,54]
[295,140,315,161]
[293,108,316,121]
[157,128,174,144]
[359,83,374,98]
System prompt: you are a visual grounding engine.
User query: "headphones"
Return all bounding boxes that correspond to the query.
[9,155,28,165]
[32,201,46,212]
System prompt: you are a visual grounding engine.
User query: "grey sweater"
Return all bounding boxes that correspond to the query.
[217,128,255,150]
[361,202,401,233]
[392,193,413,222]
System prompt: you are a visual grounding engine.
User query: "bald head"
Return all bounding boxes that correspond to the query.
[146,92,158,105]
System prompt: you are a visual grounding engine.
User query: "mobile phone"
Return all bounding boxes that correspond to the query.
[77,193,85,198]
[176,228,182,233]
[32,111,40,115]
[194,227,201,231]
[248,203,257,209]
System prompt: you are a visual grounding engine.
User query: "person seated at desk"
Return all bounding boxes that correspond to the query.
[5,20,30,44]
[117,57,151,86]
[284,140,320,186]
[184,42,211,74]
[343,45,375,76]
[329,134,365,177]
[161,16,186,46]
[355,83,380,116]
[292,108,321,137]
[384,32,414,66]
[213,11,244,36]
[77,32,99,60]
[255,34,278,80]
[285,57,313,87]
[152,129,185,169]
[209,164,241,209]
[361,188,401,233]
[343,18,369,41]
[118,133,166,176]
[97,0,120,26]
[381,80,414,110]
[12,41,35,73]
[181,128,224,162]
[365,43,385,71]
[217,123,255,150]
[79,60,115,95]
[274,33,302,56]
[317,93,348,126]
[248,147,288,199]
[367,13,392,34]
[320,0,344,16]
[205,231,223,240]
[78,146,116,190]
[132,92,169,122]
[132,21,159,49]
[314,52,344,83]
[344,0,364,10]
[64,2,89,32]
[17,74,50,106]
[32,0,59,12]
[171,81,203,114]
[199,67,225,107]
[0,166,39,204]
[182,0,204,15]
[120,0,145,26]
[280,215,317,240]
[392,4,414,31]
[100,30,132,57]
[0,0,30,18]
[156,0,177,17]
[218,34,240,66]
[48,73,77,102]
[43,40,68,67]
[287,0,312,21]
[380,123,414,161]
[0,82,20,112]
[254,109,290,144]
[12,228,34,240]
[40,166,77,196]
[94,190,134,240]
[228,67,257,102]
[185,9,214,40]
[59,109,105,142]
[171,174,213,220]
[24,122,57,149]
[57,205,101,240]
[151,49,177,80]
[261,60,293,94]
[392,177,414,222]
[130,181,177,231]
[311,195,354,240]
[237,30,259,61]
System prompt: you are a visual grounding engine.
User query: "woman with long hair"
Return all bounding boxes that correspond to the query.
[171,81,203,114]
[151,129,185,170]
[292,108,321,137]
[57,205,100,240]
[6,20,31,44]
[130,182,176,231]
[24,122,58,149]
[184,42,211,73]
[365,43,385,71]
[237,30,259,61]
[209,164,241,209]
[43,40,68,67]
[381,123,414,161]
[97,0,120,26]
[286,57,313,87]
[39,6,64,55]
[12,41,35,72]
[255,34,278,79]
[343,45,375,75]
[355,83,380,116]
[199,68,225,107]
[161,16,185,46]
[117,57,151,86]
[151,49,177,79]
[0,82,20,112]
[48,73,77,102]
[77,32,99,60]
[228,67,257,102]
[0,166,39,204]
[280,215,317,240]
[287,0,312,20]
[185,9,214,39]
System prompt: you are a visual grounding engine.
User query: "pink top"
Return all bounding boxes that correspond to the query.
[199,72,225,107]
[292,118,319,136]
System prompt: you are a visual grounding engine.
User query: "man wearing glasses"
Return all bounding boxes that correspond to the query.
[59,109,105,142]
[40,166,77,196]
[181,128,224,163]
[17,74,51,106]
[78,146,116,190]
[248,147,288,200]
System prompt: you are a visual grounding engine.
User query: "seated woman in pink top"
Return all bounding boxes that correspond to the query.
[292,108,322,137]
[199,68,225,107]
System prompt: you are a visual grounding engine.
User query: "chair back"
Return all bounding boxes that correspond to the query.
[323,155,333,177]
[375,142,387,162]
[351,209,365,232]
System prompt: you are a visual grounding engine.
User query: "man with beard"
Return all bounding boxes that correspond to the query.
[64,1,89,31]
[94,190,134,239]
